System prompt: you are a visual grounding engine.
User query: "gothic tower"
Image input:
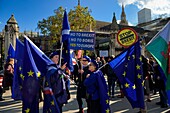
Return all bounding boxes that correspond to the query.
[4,14,19,59]
[119,4,128,26]
[110,13,119,56]
[111,12,119,31]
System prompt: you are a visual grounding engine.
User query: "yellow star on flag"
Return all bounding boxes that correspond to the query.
[132,55,135,59]
[136,64,140,70]
[139,56,142,61]
[137,73,142,79]
[106,99,109,104]
[25,108,30,113]
[20,73,24,80]
[19,66,22,71]
[142,80,145,86]
[125,83,130,88]
[128,56,130,60]
[106,109,110,113]
[132,84,136,89]
[37,71,41,77]
[122,71,126,77]
[107,92,110,96]
[51,100,55,106]
[27,70,34,77]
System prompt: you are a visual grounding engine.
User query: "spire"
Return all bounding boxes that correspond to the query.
[78,0,80,6]
[120,4,128,25]
[111,12,119,31]
[7,14,18,24]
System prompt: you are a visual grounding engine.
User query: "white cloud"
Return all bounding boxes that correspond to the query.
[117,0,170,18]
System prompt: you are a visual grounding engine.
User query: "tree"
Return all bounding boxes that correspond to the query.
[69,5,96,31]
[37,6,96,46]
[37,6,64,37]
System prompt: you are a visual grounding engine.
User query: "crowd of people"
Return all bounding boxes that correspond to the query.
[0,51,169,113]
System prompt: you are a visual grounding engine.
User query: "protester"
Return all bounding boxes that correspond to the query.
[105,56,117,98]
[76,55,91,113]
[3,58,14,93]
[96,57,102,67]
[0,71,4,101]
[142,56,153,102]
[154,62,168,108]
[100,56,106,75]
[43,51,68,113]
[84,60,101,113]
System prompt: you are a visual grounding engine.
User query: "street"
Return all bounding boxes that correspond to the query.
[0,83,170,113]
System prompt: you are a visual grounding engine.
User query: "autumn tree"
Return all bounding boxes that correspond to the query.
[37,6,96,47]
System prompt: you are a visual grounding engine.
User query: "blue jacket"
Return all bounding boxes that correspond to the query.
[84,71,99,100]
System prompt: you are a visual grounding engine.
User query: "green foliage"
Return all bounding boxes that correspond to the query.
[69,5,96,31]
[37,6,96,39]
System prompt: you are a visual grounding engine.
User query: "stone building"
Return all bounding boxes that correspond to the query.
[4,14,19,59]
[95,5,153,57]
[2,5,169,59]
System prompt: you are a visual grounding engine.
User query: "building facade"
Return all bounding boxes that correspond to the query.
[138,8,151,24]
[1,6,169,60]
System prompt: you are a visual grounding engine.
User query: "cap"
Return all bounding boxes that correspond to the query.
[83,56,91,62]
[91,60,98,69]
[49,51,59,59]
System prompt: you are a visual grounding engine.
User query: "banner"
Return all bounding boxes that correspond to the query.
[69,31,95,50]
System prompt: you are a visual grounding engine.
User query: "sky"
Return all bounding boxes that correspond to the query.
[0,0,170,32]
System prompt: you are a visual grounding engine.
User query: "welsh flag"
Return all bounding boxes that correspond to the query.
[146,21,170,104]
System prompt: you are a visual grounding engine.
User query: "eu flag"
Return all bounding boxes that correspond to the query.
[22,37,40,113]
[24,36,53,76]
[6,43,15,62]
[12,38,24,100]
[97,70,111,113]
[62,10,70,42]
[108,41,145,109]
[62,10,74,72]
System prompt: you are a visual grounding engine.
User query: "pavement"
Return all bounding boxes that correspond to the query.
[1,82,170,113]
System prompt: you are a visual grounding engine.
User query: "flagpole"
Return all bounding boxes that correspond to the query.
[59,38,63,67]
[98,62,108,70]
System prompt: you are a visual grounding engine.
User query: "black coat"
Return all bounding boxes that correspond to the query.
[77,65,90,98]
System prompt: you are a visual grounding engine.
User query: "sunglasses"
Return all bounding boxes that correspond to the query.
[82,60,88,62]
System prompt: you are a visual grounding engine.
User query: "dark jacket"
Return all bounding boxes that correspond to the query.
[77,65,90,98]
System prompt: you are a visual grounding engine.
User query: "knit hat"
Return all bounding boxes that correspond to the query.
[49,51,59,59]
[83,56,91,62]
[91,60,98,69]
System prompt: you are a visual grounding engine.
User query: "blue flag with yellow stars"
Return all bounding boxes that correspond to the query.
[62,10,74,72]
[12,38,24,100]
[24,35,53,77]
[108,41,145,109]
[96,70,111,113]
[6,43,15,62]
[22,37,40,113]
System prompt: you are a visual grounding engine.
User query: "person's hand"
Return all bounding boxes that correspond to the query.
[86,74,90,78]
[61,62,67,70]
[145,76,148,80]
[65,74,69,79]
[78,69,84,74]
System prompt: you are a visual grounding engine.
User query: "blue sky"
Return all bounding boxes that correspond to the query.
[0,0,169,32]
